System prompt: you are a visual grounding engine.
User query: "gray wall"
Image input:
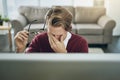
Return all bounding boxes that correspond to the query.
[105,0,120,36]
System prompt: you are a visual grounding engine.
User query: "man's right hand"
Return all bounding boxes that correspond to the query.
[14,30,29,53]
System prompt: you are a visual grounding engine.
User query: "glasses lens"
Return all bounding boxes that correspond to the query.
[29,29,45,35]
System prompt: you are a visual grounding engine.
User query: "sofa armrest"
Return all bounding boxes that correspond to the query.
[97,15,116,43]
[11,14,27,35]
[11,14,27,28]
[98,15,116,31]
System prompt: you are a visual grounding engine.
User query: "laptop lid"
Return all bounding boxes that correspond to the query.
[0,54,120,80]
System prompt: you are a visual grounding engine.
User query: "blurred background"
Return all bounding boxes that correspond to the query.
[0,0,120,53]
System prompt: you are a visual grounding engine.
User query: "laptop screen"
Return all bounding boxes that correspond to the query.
[0,54,120,80]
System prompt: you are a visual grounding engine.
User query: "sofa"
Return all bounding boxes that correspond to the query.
[11,6,116,44]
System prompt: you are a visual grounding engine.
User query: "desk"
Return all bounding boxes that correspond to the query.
[0,26,12,49]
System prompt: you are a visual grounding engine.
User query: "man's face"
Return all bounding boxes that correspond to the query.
[47,25,67,41]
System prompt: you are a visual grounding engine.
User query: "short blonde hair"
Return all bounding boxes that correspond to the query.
[46,6,73,31]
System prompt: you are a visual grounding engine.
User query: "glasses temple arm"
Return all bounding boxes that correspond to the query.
[28,20,38,32]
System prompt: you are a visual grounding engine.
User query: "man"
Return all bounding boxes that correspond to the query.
[14,6,88,53]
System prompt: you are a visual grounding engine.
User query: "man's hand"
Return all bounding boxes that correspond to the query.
[48,33,67,53]
[14,30,29,53]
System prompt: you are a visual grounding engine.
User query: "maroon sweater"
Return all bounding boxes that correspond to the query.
[26,32,88,53]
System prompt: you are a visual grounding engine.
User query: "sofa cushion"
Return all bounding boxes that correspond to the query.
[75,24,103,35]
[19,6,50,23]
[75,7,106,23]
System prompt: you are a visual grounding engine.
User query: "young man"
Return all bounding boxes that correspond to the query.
[14,6,88,53]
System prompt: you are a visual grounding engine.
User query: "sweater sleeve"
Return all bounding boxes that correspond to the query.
[79,38,88,53]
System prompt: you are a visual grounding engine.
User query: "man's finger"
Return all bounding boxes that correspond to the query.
[19,34,28,41]
[51,35,60,44]
[21,30,29,36]
[60,35,64,42]
[17,36,24,42]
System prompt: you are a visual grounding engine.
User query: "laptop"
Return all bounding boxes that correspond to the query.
[0,53,120,80]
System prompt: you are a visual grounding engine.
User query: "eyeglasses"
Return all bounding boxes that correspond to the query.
[27,19,46,35]
[26,19,46,47]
